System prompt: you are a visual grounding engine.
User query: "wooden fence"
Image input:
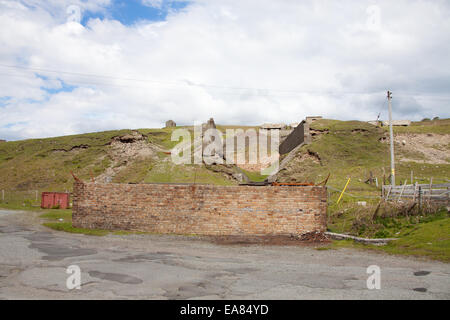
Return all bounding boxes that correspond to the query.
[382,183,450,204]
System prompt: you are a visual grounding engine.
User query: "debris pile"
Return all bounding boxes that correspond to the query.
[296,231,330,243]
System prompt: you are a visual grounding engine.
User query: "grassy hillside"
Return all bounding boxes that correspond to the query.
[1,118,448,196]
[0,127,237,196]
[389,118,450,134]
[1,118,448,261]
[277,118,450,192]
[0,130,129,191]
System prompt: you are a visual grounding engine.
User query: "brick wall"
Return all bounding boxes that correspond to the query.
[73,182,327,236]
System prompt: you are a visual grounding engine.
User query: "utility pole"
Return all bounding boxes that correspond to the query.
[387,90,395,186]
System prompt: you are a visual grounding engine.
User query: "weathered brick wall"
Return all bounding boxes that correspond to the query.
[72,182,327,236]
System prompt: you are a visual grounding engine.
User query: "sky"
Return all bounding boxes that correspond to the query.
[0,0,449,141]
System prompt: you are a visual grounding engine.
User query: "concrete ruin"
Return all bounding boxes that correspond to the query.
[266,117,317,182]
[368,120,411,127]
[165,120,176,128]
[382,120,411,126]
[305,116,322,124]
[279,120,311,155]
[203,117,216,130]
[260,123,286,130]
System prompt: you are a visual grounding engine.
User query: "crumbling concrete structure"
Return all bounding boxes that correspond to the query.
[260,123,286,130]
[203,117,216,130]
[382,120,411,126]
[305,116,322,124]
[279,120,311,155]
[165,120,176,128]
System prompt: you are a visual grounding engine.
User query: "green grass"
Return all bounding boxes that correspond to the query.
[143,161,235,185]
[0,200,42,211]
[2,119,446,194]
[278,119,449,194]
[325,215,450,262]
[279,119,392,190]
[0,129,133,191]
[2,119,449,257]
[39,209,110,236]
[39,209,72,221]
[388,118,450,134]
[138,127,181,150]
[0,127,240,193]
[0,205,109,236]
[240,169,268,182]
[42,222,110,236]
[379,217,450,261]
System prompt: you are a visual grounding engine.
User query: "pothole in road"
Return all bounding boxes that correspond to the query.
[24,231,97,261]
[413,271,431,276]
[29,242,97,261]
[113,252,175,263]
[413,287,427,293]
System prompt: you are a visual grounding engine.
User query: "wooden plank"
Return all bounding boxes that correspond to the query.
[397,180,407,202]
[385,185,392,201]
[413,182,418,202]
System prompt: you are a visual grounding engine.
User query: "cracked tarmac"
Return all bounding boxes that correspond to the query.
[0,209,449,299]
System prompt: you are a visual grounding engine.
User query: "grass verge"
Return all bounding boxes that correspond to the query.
[40,209,111,236]
[323,214,450,262]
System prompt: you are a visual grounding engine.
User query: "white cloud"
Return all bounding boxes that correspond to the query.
[0,0,449,140]
[142,0,163,9]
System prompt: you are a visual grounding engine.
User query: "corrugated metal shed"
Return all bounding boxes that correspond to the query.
[41,192,70,209]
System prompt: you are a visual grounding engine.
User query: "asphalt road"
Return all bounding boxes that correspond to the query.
[0,209,449,299]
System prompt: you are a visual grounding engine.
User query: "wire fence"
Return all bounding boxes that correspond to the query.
[0,189,72,207]
[382,183,450,204]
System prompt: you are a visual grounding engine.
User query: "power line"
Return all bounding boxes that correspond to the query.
[1,63,450,100]
[0,63,384,96]
[0,71,383,98]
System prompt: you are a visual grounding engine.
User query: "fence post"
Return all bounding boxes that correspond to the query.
[413,182,418,203]
[35,190,38,201]
[385,185,392,201]
[337,178,351,205]
[428,178,432,201]
[397,180,407,202]
[1,190,4,201]
[418,186,422,211]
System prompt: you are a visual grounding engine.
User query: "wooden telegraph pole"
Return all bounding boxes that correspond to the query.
[387,91,395,186]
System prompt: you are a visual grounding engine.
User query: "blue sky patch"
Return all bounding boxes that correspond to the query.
[81,0,191,26]
[36,74,77,95]
[2,121,28,129]
[0,96,11,108]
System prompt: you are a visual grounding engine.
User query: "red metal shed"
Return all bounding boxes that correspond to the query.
[41,192,70,209]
